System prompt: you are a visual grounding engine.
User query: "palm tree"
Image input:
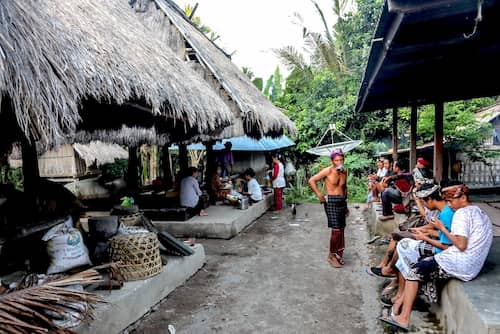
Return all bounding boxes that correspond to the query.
[273,0,353,77]
[183,4,220,42]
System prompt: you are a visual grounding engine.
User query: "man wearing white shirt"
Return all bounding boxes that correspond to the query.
[380,184,493,331]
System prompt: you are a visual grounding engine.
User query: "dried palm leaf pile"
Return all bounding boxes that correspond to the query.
[0,269,104,334]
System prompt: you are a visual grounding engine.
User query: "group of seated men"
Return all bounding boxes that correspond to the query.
[180,166,263,217]
[365,182,493,331]
[367,157,434,220]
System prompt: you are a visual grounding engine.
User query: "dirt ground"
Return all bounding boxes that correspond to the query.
[128,204,442,334]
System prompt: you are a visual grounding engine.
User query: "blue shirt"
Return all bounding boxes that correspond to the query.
[435,204,454,253]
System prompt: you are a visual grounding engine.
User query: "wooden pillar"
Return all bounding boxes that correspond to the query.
[161,145,173,189]
[127,146,139,189]
[434,102,444,184]
[409,105,418,169]
[392,107,399,163]
[21,135,39,217]
[204,141,216,202]
[178,144,189,171]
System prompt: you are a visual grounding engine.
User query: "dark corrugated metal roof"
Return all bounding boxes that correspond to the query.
[356,0,500,113]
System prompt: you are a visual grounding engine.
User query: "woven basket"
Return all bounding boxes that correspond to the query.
[119,212,143,227]
[109,232,162,281]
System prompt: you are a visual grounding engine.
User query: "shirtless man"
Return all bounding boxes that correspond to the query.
[308,149,349,268]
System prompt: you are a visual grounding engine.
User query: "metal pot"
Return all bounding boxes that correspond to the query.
[238,196,249,210]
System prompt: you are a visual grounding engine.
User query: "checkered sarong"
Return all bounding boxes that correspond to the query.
[323,195,347,229]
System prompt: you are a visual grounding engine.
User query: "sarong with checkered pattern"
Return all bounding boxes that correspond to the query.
[323,195,347,229]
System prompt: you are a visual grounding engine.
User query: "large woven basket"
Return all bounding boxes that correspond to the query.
[109,232,162,281]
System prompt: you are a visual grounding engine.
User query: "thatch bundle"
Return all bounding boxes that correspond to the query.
[131,0,297,138]
[0,0,233,148]
[0,269,104,334]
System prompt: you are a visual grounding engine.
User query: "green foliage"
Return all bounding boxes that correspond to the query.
[284,168,317,204]
[0,166,23,190]
[252,78,263,91]
[100,159,128,182]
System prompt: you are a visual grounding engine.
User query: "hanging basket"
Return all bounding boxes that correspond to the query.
[109,232,162,281]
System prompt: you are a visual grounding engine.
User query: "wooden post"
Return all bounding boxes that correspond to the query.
[409,105,418,169]
[204,141,216,203]
[127,146,139,189]
[178,144,189,171]
[392,107,399,163]
[434,102,444,184]
[161,145,173,189]
[21,134,40,218]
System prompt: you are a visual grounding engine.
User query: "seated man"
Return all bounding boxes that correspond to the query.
[180,167,208,217]
[389,184,454,311]
[370,158,391,202]
[240,168,263,203]
[379,161,413,220]
[379,184,493,331]
[366,184,441,280]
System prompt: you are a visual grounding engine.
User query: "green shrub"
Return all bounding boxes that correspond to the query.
[0,166,23,191]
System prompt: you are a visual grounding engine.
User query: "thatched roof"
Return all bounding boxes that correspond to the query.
[0,0,233,148]
[130,0,297,138]
[73,142,128,167]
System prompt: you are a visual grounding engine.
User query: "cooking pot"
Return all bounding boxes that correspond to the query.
[238,196,249,210]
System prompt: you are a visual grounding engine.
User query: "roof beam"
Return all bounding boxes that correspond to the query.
[387,0,474,13]
[356,12,404,112]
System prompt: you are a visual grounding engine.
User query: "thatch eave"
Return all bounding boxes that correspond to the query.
[0,0,233,148]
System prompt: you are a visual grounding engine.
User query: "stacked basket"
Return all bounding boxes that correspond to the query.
[109,231,162,281]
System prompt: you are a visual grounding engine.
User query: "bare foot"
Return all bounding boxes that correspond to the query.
[327,255,342,268]
[199,210,208,216]
[335,254,345,265]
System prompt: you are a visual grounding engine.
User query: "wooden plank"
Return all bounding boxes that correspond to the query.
[409,105,417,168]
[392,107,399,163]
[434,102,444,183]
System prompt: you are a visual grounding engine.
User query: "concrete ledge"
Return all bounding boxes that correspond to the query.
[436,238,500,334]
[77,244,206,334]
[367,201,405,236]
[153,194,273,239]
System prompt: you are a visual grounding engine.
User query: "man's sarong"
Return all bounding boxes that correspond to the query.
[395,238,435,280]
[323,195,347,229]
[330,229,345,259]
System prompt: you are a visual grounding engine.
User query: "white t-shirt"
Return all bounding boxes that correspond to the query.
[435,205,493,281]
[247,178,263,201]
[376,167,387,179]
[272,162,286,188]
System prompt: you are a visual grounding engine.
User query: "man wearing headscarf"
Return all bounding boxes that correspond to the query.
[308,149,349,268]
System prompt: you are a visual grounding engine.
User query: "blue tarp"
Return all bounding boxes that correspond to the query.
[170,135,295,151]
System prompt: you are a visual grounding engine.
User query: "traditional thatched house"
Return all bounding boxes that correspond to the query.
[130,0,297,139]
[0,0,234,152]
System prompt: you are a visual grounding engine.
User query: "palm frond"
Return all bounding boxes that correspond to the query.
[0,270,104,334]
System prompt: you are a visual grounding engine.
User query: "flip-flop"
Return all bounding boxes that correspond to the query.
[378,315,409,332]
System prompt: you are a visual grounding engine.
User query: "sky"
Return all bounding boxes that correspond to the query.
[174,0,339,80]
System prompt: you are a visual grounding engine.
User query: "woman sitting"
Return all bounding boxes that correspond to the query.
[210,166,232,203]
